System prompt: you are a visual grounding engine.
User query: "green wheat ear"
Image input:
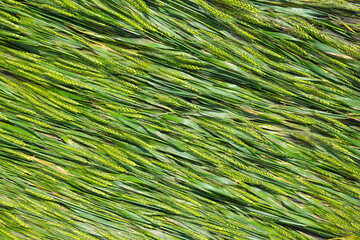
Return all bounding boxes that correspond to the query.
[0,0,360,239]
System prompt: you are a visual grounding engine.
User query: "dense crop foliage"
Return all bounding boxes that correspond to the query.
[0,0,360,239]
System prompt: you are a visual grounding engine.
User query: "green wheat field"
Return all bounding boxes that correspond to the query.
[0,0,360,239]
